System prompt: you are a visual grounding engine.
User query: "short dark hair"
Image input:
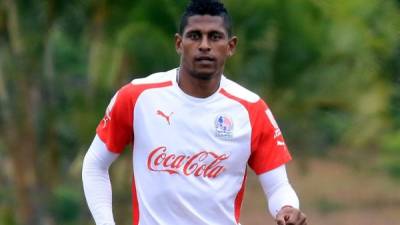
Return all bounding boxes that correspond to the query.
[179,0,233,37]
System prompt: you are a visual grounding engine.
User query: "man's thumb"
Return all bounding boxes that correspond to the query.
[276,213,286,225]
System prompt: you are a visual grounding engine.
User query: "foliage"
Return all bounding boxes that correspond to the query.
[49,185,82,224]
[380,131,400,178]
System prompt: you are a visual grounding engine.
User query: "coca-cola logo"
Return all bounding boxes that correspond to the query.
[147,147,230,179]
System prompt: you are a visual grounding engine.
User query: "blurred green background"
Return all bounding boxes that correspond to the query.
[0,0,399,224]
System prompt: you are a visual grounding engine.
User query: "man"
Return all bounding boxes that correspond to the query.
[82,0,307,225]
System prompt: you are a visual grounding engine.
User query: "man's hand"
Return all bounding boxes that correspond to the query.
[275,206,307,225]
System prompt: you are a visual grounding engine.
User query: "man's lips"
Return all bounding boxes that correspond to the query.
[195,56,215,62]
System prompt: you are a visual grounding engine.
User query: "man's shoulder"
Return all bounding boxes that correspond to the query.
[114,69,175,100]
[130,68,176,85]
[221,76,260,104]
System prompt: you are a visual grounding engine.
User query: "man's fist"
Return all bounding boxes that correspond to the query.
[275,206,307,225]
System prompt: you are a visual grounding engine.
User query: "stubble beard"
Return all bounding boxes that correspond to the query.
[189,63,224,81]
[180,57,224,81]
[190,69,214,80]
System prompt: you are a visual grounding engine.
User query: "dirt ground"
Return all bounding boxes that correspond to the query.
[239,158,400,225]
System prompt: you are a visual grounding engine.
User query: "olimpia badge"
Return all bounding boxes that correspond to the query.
[215,114,234,139]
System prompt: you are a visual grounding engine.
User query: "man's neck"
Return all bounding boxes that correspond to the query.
[177,68,222,98]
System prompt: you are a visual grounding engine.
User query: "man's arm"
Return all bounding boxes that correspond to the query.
[258,165,307,225]
[82,135,119,225]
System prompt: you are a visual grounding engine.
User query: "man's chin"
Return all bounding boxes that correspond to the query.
[192,72,213,80]
[191,68,217,80]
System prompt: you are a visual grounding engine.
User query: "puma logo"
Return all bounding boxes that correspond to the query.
[156,110,173,125]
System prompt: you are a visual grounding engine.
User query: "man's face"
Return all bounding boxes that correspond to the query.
[175,15,237,80]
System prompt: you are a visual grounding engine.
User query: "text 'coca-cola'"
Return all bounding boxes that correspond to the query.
[147,146,230,179]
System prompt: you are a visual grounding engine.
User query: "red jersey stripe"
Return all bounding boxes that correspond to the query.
[97,81,172,153]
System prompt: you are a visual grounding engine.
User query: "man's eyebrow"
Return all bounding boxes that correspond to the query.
[184,29,202,35]
[209,30,225,35]
[185,28,226,33]
[186,29,201,33]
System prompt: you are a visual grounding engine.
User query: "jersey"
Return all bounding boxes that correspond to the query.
[96,68,292,225]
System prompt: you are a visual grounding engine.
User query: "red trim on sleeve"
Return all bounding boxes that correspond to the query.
[220,89,292,175]
[96,81,172,153]
[132,174,139,225]
[234,170,247,223]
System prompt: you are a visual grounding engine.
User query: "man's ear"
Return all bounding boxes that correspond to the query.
[227,36,238,57]
[175,33,183,55]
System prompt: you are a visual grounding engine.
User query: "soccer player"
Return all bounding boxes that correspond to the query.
[82,0,307,225]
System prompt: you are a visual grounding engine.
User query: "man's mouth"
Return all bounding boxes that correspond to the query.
[195,56,215,62]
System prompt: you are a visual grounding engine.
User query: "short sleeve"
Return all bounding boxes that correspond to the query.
[96,84,135,153]
[247,100,292,175]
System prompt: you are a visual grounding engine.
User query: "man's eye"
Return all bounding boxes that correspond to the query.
[210,33,222,41]
[188,33,200,40]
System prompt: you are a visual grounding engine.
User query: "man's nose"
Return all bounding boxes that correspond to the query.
[199,37,211,52]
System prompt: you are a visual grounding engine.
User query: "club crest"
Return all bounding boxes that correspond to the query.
[215,114,234,139]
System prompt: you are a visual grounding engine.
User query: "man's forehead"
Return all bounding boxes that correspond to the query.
[184,15,227,33]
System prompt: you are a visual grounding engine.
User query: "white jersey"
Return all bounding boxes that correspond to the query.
[96,68,291,225]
